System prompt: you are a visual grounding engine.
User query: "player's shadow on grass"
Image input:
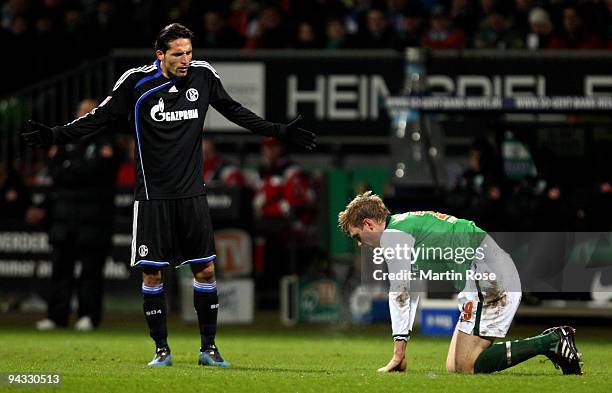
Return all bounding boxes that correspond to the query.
[230,366,330,374]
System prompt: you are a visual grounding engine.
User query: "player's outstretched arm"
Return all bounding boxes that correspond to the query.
[21,110,113,148]
[209,77,317,150]
[23,72,132,148]
[378,340,408,373]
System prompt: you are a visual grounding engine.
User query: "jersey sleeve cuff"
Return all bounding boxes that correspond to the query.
[393,332,411,341]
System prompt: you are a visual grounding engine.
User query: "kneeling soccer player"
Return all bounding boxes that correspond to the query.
[338,191,582,375]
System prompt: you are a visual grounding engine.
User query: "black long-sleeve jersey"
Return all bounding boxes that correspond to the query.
[52,59,282,200]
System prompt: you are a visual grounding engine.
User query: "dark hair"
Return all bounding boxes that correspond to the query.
[155,23,194,52]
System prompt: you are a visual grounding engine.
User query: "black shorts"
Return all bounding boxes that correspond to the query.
[130,194,216,269]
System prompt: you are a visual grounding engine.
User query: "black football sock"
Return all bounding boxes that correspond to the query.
[142,283,169,350]
[474,330,560,373]
[193,280,218,351]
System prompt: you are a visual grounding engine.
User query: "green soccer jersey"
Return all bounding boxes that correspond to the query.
[385,211,486,290]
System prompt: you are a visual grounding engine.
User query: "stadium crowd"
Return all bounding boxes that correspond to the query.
[3,132,612,234]
[2,0,612,94]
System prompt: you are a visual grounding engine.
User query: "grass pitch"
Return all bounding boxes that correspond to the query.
[1,315,610,393]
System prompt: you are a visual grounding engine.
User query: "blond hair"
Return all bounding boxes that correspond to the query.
[338,191,390,234]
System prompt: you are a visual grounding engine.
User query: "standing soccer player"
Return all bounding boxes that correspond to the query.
[22,23,316,367]
[338,191,582,375]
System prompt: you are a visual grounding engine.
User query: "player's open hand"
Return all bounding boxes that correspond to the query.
[21,120,55,148]
[279,115,316,150]
[377,356,407,373]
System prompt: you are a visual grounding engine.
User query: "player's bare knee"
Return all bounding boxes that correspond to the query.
[192,262,215,283]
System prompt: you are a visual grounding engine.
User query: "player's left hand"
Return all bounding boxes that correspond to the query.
[377,339,407,372]
[278,115,316,150]
[21,120,55,148]
[377,356,407,373]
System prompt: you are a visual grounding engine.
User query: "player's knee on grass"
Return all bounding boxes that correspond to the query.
[446,356,456,373]
[454,358,475,374]
[191,262,215,283]
[453,331,492,374]
[142,267,163,286]
[452,345,475,373]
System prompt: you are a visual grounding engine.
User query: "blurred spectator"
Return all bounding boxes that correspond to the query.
[1,0,609,97]
[512,0,536,37]
[202,138,245,187]
[1,0,30,30]
[62,5,97,60]
[32,13,63,78]
[527,147,571,230]
[116,135,136,187]
[288,0,348,27]
[228,0,259,37]
[397,7,425,48]
[123,0,157,47]
[253,137,316,305]
[254,137,315,222]
[450,0,480,38]
[386,0,426,34]
[505,175,544,231]
[574,0,608,39]
[245,5,291,49]
[0,163,31,226]
[421,5,466,49]
[21,148,53,188]
[548,5,605,49]
[8,13,30,39]
[200,10,245,49]
[448,137,503,231]
[525,7,553,50]
[586,134,612,230]
[94,0,125,50]
[346,0,372,34]
[36,99,118,332]
[473,8,523,49]
[5,15,34,92]
[38,0,69,24]
[479,0,499,17]
[325,17,358,49]
[357,7,399,49]
[589,179,612,230]
[294,20,322,49]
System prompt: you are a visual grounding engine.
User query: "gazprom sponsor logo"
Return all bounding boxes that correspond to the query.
[150,98,199,122]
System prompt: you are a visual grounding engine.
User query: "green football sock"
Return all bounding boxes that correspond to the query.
[474,331,559,374]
